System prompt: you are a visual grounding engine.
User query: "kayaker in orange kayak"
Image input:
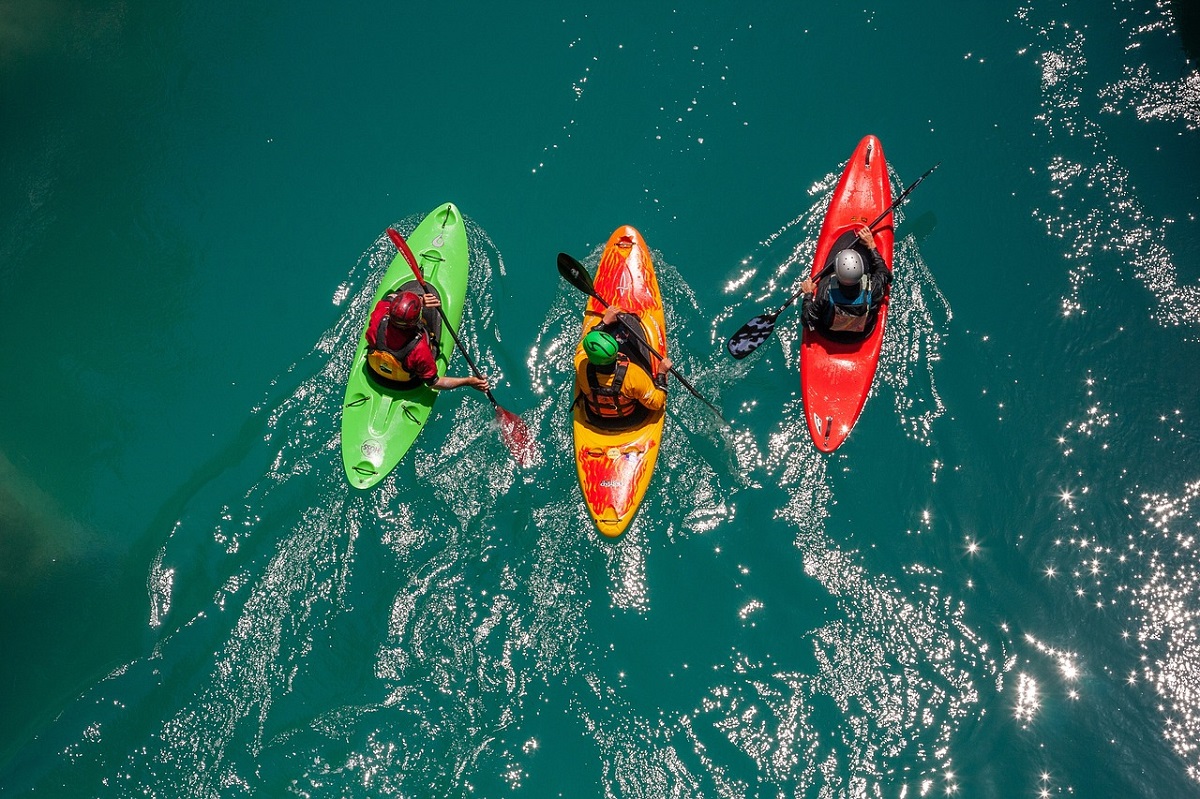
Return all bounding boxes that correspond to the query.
[574,304,672,425]
[799,226,892,338]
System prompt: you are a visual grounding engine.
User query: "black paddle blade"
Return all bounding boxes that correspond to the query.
[556,252,600,300]
[726,311,780,359]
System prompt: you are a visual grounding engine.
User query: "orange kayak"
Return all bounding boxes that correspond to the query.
[571,226,667,537]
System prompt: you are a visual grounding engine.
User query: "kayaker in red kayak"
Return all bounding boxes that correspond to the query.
[365,290,489,391]
[574,304,672,424]
[799,226,892,338]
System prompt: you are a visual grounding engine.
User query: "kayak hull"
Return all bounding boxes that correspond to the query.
[800,135,894,453]
[341,202,469,489]
[572,226,667,537]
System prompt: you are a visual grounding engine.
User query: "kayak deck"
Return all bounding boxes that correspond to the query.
[572,226,667,537]
[341,202,469,489]
[800,136,894,453]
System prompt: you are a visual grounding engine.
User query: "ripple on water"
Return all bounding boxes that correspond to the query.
[1022,3,1200,336]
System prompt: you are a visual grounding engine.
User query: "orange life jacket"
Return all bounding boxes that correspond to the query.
[583,356,641,419]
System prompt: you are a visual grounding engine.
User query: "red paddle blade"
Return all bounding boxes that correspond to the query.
[386,228,427,288]
[495,406,536,467]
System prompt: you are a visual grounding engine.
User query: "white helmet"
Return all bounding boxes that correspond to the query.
[834,249,864,286]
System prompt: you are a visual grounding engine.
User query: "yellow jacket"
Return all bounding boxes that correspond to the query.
[574,314,667,412]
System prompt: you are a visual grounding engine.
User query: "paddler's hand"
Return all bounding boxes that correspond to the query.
[656,357,673,378]
[800,278,816,296]
[856,226,876,250]
[465,375,489,392]
[601,305,625,325]
[421,293,442,309]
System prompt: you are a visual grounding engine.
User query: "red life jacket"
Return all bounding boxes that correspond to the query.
[367,317,426,382]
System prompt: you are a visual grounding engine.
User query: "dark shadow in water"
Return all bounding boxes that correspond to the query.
[0,451,81,590]
[0,0,201,767]
[0,453,145,769]
[1176,1,1200,66]
[895,210,938,247]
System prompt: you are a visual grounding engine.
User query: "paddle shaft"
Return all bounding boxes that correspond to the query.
[590,291,725,423]
[386,228,499,406]
[557,251,724,423]
[431,305,498,405]
[774,162,941,311]
[772,229,874,317]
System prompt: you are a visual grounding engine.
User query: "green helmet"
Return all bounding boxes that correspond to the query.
[583,330,619,365]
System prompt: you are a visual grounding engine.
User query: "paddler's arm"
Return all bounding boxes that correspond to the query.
[799,277,822,330]
[432,375,489,392]
[412,345,487,392]
[653,356,672,390]
[622,361,670,411]
[602,305,667,376]
[857,225,891,298]
[578,304,622,344]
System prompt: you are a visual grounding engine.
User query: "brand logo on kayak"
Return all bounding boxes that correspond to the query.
[361,441,383,465]
[599,480,623,488]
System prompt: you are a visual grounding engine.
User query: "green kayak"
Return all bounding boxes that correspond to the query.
[341,202,470,489]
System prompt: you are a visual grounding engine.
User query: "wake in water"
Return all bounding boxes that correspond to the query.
[21,214,765,797]
[1011,1,1200,790]
[529,241,746,608]
[690,163,984,796]
[9,214,541,796]
[1020,0,1200,334]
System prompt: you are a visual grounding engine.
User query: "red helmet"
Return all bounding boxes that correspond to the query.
[388,291,423,328]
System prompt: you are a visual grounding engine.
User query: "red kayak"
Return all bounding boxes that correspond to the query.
[800,135,894,452]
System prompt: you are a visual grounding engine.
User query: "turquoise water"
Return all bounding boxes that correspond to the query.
[3,1,1200,796]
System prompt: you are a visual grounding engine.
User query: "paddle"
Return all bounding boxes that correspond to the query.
[386,228,534,465]
[726,161,941,359]
[556,252,726,424]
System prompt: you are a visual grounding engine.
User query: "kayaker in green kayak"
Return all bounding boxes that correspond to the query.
[365,290,489,391]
